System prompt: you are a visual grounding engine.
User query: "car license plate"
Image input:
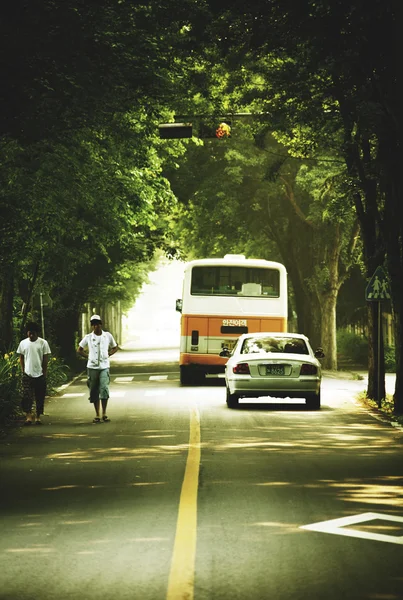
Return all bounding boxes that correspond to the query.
[266,365,285,376]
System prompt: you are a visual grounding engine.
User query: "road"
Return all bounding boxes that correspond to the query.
[0,343,402,600]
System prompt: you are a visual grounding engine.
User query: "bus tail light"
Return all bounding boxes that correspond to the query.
[300,364,318,375]
[191,330,199,345]
[233,363,250,375]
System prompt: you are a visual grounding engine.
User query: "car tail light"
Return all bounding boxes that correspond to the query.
[233,363,250,375]
[300,363,318,375]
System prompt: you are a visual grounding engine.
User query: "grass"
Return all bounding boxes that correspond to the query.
[357,391,403,427]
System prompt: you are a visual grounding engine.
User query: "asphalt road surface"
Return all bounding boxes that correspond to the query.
[0,344,402,600]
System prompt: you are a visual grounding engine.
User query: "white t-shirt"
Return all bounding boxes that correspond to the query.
[17,337,51,378]
[79,331,117,369]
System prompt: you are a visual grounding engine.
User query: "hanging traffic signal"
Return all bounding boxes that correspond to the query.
[215,122,231,138]
[158,119,232,139]
[199,121,232,139]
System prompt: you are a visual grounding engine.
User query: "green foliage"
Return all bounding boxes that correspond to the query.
[0,0,203,355]
[46,357,70,395]
[384,346,396,374]
[336,330,368,369]
[0,351,70,433]
[336,330,395,372]
[0,351,21,427]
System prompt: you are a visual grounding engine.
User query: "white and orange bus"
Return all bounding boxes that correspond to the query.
[176,254,288,384]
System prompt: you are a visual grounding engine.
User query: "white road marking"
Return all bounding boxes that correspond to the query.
[62,393,86,398]
[149,375,168,380]
[109,391,126,398]
[301,512,403,545]
[114,376,134,382]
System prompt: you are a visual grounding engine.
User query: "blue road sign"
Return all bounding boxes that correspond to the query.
[365,266,390,301]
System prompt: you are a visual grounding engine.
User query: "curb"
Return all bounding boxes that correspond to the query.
[54,371,85,395]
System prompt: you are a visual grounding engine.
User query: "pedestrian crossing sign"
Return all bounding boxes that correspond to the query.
[365,266,390,301]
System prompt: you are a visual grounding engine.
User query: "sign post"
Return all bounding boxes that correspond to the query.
[365,266,390,407]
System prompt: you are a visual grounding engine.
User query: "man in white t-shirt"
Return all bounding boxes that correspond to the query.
[17,322,51,425]
[77,315,118,423]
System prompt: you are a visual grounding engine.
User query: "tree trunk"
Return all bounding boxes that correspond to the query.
[383,184,403,413]
[386,245,403,413]
[0,271,14,353]
[392,303,403,414]
[20,262,40,338]
[320,291,338,370]
[51,304,81,365]
[286,259,321,345]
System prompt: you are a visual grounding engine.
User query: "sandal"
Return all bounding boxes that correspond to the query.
[93,417,101,423]
[102,416,110,422]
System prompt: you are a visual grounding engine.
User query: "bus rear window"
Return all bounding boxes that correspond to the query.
[190,266,280,297]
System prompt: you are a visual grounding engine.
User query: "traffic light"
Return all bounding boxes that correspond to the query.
[159,123,192,139]
[199,121,231,139]
[158,119,232,139]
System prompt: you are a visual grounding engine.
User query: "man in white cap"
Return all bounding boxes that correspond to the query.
[77,315,118,423]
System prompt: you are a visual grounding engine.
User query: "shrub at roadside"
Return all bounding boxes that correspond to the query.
[46,357,70,395]
[384,345,396,373]
[0,352,70,433]
[337,330,396,372]
[0,351,22,429]
[337,330,368,369]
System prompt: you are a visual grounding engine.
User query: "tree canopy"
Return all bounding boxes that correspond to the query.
[0,0,400,410]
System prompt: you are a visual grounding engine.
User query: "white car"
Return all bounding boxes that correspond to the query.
[221,332,324,409]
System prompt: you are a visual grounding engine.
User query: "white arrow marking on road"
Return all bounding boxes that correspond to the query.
[301,512,403,544]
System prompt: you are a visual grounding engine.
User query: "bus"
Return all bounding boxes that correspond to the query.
[176,254,288,384]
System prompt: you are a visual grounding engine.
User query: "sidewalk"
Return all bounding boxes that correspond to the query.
[323,370,396,396]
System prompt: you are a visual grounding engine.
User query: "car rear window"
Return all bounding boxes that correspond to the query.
[241,337,309,355]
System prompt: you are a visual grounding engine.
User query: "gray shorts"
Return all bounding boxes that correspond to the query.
[87,368,110,403]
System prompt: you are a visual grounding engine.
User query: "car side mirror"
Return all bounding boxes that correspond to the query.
[219,347,231,358]
[314,347,325,359]
[175,299,182,313]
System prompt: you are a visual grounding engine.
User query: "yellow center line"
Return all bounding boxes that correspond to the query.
[166,405,201,600]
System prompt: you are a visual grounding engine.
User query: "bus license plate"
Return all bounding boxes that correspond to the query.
[223,340,237,350]
[266,365,285,376]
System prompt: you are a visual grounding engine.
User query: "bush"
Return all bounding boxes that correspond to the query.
[46,357,70,394]
[384,345,396,373]
[0,352,70,433]
[0,351,23,428]
[337,330,396,372]
[337,330,368,368]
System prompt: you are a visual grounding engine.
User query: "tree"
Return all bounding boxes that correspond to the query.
[0,0,200,356]
[166,123,360,367]
[199,0,398,407]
